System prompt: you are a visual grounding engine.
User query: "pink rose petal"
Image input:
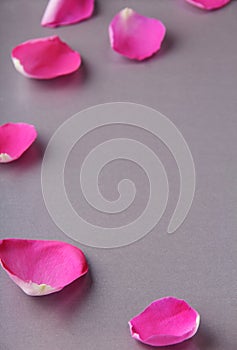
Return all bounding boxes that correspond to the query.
[186,0,231,10]
[11,36,81,79]
[109,8,166,61]
[129,297,200,347]
[0,239,88,296]
[41,0,94,28]
[0,123,37,163]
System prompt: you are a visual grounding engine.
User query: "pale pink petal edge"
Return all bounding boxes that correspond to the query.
[41,0,95,28]
[128,297,200,346]
[186,0,231,10]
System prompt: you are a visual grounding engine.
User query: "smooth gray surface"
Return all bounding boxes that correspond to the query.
[0,0,237,349]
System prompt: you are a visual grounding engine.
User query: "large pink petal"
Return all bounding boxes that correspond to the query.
[0,123,37,163]
[186,0,231,10]
[41,0,94,28]
[0,239,88,296]
[109,8,166,61]
[12,36,81,79]
[129,297,200,346]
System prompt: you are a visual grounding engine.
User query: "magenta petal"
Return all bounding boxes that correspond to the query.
[11,36,81,79]
[0,239,88,296]
[41,0,94,27]
[0,123,37,163]
[109,8,166,61]
[186,0,231,10]
[129,297,200,347]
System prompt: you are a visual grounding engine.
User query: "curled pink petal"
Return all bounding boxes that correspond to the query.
[0,239,88,296]
[11,36,81,79]
[41,0,94,27]
[109,8,166,61]
[186,0,231,10]
[129,297,200,346]
[0,123,37,163]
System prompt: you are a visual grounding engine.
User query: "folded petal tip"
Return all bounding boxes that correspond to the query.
[41,0,95,28]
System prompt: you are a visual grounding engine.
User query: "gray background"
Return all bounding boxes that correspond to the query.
[0,0,236,349]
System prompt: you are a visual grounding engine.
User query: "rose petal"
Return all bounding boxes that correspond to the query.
[129,297,200,346]
[41,0,94,28]
[0,239,88,296]
[11,36,81,79]
[109,8,166,61]
[185,0,231,10]
[0,123,37,163]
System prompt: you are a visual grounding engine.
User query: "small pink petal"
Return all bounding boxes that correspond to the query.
[41,0,94,27]
[129,297,200,347]
[109,8,166,61]
[186,0,231,10]
[11,36,81,79]
[0,239,88,296]
[0,123,37,163]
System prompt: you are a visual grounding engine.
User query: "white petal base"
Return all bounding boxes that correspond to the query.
[7,271,59,296]
[0,153,12,163]
[19,281,59,296]
[12,57,30,78]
